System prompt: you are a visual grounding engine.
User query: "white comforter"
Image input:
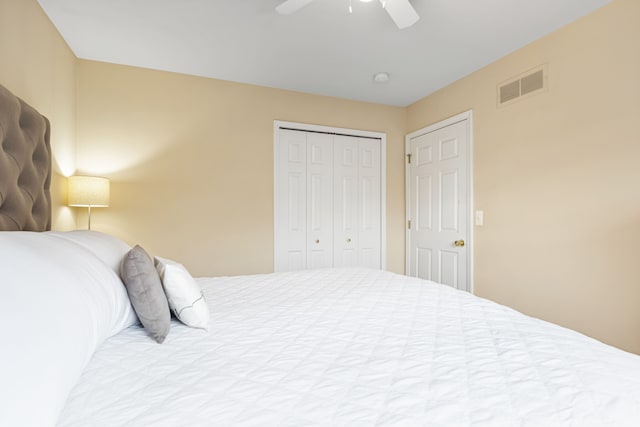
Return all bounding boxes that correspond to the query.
[58,268,640,426]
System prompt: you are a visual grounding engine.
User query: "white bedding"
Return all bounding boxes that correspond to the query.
[0,232,137,427]
[57,268,640,426]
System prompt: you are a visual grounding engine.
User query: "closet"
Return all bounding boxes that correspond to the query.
[274,125,384,272]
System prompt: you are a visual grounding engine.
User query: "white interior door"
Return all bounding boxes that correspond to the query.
[358,138,382,269]
[333,135,359,267]
[275,129,307,271]
[306,132,334,268]
[407,117,470,291]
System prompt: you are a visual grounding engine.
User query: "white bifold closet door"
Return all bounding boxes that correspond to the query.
[333,135,381,269]
[275,129,381,272]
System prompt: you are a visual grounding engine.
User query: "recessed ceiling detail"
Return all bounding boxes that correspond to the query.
[37,0,611,106]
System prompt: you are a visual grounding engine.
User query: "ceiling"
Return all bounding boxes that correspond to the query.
[38,0,611,107]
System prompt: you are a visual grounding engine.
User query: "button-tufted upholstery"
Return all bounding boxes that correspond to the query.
[0,84,51,231]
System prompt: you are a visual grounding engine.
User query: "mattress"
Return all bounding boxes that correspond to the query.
[57,268,640,426]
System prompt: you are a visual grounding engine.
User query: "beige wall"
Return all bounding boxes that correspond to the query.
[407,0,640,353]
[76,61,407,276]
[0,0,77,230]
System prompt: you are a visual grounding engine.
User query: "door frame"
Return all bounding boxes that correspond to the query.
[274,120,387,271]
[404,111,474,293]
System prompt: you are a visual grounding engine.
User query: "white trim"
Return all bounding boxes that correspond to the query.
[274,120,388,271]
[467,112,474,294]
[275,120,387,140]
[404,136,411,276]
[273,123,280,272]
[380,136,387,271]
[404,110,474,293]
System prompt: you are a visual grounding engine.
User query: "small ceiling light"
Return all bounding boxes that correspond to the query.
[373,72,390,83]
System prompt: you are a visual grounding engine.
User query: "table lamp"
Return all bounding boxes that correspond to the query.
[68,176,110,230]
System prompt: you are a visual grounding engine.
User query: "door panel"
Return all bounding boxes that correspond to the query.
[438,250,459,287]
[416,175,432,231]
[333,135,359,267]
[306,133,333,268]
[287,251,305,271]
[440,137,459,160]
[341,177,355,230]
[361,177,373,230]
[358,138,381,269]
[288,172,305,232]
[408,120,468,291]
[275,129,307,271]
[439,169,459,232]
[416,247,432,281]
[417,144,433,165]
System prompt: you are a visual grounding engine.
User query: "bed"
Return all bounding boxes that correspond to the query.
[2,83,640,427]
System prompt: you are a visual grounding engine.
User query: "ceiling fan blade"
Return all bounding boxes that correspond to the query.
[382,0,420,29]
[276,0,315,15]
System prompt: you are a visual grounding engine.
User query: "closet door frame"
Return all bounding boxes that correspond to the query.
[274,120,387,271]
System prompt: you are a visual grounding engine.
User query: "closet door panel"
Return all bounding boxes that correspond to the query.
[358,138,382,269]
[275,129,307,271]
[306,133,334,269]
[333,135,359,267]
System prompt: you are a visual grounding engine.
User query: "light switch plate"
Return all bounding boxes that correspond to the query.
[475,210,484,226]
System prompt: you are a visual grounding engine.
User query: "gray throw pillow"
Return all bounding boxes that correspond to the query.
[120,245,170,343]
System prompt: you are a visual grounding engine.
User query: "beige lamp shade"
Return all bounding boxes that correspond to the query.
[67,176,110,207]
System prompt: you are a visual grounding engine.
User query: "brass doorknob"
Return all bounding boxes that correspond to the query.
[454,240,465,247]
[346,238,352,243]
[315,239,320,244]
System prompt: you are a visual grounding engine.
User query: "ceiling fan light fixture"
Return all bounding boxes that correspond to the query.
[373,72,390,83]
[276,0,419,29]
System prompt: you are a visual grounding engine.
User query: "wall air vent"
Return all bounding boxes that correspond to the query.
[499,80,520,104]
[497,64,548,107]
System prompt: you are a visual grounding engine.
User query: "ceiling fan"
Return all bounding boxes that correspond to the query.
[275,0,420,30]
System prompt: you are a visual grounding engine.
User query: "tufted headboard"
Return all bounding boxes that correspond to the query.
[0,83,52,231]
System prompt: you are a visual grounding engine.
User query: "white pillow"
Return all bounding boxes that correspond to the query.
[154,256,209,330]
[48,230,131,274]
[0,231,137,427]
[48,230,138,329]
